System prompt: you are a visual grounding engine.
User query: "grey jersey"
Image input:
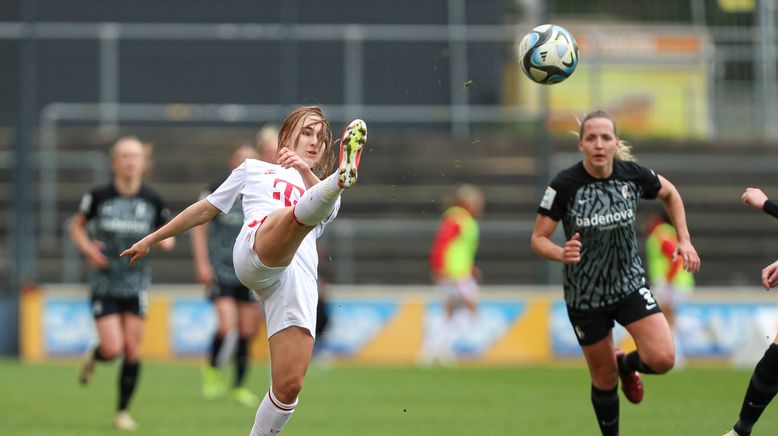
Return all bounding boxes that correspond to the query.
[538,161,662,310]
[201,181,244,287]
[79,183,170,297]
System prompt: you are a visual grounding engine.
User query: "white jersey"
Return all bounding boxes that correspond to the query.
[206,158,339,282]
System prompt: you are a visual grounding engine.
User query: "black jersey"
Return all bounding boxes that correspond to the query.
[538,160,662,310]
[78,183,170,297]
[200,181,244,287]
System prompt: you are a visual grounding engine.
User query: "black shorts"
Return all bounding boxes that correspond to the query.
[566,287,663,346]
[207,282,257,302]
[91,293,148,319]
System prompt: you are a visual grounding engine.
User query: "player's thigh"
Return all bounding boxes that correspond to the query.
[237,300,261,337]
[581,335,619,389]
[254,208,315,267]
[94,313,123,354]
[121,313,146,361]
[213,296,238,333]
[624,313,674,364]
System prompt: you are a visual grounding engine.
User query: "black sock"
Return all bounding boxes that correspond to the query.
[235,337,249,387]
[93,345,111,362]
[591,385,619,436]
[118,360,140,411]
[618,351,657,375]
[210,334,224,368]
[733,344,778,436]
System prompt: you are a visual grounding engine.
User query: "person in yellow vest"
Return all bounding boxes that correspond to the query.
[645,211,695,367]
[419,184,484,365]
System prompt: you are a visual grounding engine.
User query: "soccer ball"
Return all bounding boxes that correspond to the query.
[517,24,578,85]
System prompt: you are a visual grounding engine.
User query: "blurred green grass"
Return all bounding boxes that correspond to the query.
[0,359,774,435]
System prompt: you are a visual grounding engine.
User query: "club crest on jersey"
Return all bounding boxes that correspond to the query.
[621,185,630,200]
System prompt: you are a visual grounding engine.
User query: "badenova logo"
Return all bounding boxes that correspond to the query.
[575,209,634,228]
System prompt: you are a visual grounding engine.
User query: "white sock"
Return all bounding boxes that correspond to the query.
[293,174,343,226]
[249,388,297,436]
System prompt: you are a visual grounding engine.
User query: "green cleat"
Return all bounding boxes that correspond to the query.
[201,366,226,399]
[231,386,260,407]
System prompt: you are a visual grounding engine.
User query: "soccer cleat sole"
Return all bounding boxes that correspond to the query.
[338,119,367,188]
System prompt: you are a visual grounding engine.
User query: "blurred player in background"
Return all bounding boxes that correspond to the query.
[645,210,694,367]
[722,188,778,436]
[192,144,262,407]
[256,124,279,163]
[121,106,367,436]
[531,110,700,436]
[71,136,175,431]
[420,184,484,365]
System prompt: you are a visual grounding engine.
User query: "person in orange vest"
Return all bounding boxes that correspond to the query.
[419,184,484,365]
[646,210,695,367]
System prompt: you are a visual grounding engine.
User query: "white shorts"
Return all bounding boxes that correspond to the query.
[440,277,479,305]
[233,221,318,339]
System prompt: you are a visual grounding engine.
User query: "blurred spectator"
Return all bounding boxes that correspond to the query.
[645,210,694,367]
[256,124,279,164]
[419,184,484,365]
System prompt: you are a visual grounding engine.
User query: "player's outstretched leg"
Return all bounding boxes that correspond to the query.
[337,119,366,188]
[615,348,644,404]
[293,119,367,226]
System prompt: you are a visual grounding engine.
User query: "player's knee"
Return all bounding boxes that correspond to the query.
[124,345,142,362]
[100,343,122,360]
[216,320,232,336]
[591,371,619,390]
[645,350,675,374]
[275,375,304,403]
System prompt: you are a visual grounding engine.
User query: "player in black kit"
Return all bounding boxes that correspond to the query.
[71,137,175,431]
[721,188,778,436]
[530,110,701,436]
[192,144,262,406]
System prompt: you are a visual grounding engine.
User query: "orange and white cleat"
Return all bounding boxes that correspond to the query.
[337,119,367,188]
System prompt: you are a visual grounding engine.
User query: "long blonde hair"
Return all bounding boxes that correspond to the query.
[577,110,635,162]
[277,106,333,178]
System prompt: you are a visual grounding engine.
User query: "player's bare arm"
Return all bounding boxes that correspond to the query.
[122,199,220,266]
[69,213,109,269]
[657,175,700,272]
[531,214,581,264]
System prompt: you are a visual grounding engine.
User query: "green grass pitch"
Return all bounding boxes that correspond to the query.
[1,359,776,435]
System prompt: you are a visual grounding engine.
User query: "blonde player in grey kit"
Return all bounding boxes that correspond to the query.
[122,106,366,435]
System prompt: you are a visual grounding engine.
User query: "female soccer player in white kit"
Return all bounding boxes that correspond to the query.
[121,106,367,435]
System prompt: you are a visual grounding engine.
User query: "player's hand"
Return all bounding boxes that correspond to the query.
[277,147,311,173]
[85,240,109,269]
[120,239,151,267]
[676,240,700,272]
[562,232,581,264]
[761,259,778,290]
[742,187,768,210]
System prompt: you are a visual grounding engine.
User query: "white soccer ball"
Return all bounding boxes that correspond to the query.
[517,24,579,85]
